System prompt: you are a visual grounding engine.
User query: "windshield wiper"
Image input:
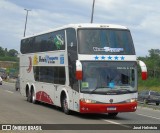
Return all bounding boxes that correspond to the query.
[117,89,133,93]
[90,87,110,94]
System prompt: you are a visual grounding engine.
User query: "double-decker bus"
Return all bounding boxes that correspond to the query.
[20,24,147,116]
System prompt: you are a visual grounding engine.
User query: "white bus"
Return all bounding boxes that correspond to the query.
[20,24,147,116]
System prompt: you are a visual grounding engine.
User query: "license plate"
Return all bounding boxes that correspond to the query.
[107,107,117,111]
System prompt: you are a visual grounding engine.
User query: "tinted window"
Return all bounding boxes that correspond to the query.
[66,28,77,47]
[78,29,135,55]
[81,61,137,94]
[33,66,66,84]
[21,30,65,54]
[66,28,79,91]
[150,91,159,96]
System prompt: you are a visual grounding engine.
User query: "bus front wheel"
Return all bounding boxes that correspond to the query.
[62,95,70,115]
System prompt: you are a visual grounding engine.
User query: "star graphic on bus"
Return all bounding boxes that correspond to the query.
[121,56,125,60]
[94,56,99,60]
[101,56,105,60]
[108,56,112,60]
[114,56,119,60]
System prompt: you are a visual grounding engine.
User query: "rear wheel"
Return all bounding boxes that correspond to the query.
[108,113,118,117]
[156,102,159,106]
[62,95,70,115]
[27,90,32,103]
[31,89,37,104]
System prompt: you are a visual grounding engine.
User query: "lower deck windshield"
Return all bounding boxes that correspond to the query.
[81,61,137,94]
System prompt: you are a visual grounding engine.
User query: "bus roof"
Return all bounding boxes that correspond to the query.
[22,23,128,39]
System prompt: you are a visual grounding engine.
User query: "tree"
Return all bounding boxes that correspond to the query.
[0,46,5,56]
[4,48,8,56]
[138,49,160,78]
[8,49,18,57]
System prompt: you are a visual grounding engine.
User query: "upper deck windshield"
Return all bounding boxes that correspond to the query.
[78,29,135,55]
[81,62,137,94]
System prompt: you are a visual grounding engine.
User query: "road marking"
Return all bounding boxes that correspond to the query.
[102,119,130,128]
[137,113,160,120]
[103,119,121,125]
[5,90,14,94]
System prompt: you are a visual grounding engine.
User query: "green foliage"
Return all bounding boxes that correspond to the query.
[0,46,18,61]
[138,49,160,92]
[0,46,5,56]
[0,56,18,62]
[138,49,160,78]
[139,77,160,88]
[0,47,18,57]
[8,49,18,57]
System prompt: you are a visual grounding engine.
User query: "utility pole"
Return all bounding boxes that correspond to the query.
[91,0,95,23]
[24,9,31,37]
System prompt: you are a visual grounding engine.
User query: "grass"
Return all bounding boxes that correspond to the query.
[138,77,160,92]
[0,56,19,62]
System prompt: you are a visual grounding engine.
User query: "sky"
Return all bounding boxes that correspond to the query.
[0,0,160,56]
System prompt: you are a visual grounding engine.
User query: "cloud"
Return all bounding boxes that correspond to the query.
[0,0,160,56]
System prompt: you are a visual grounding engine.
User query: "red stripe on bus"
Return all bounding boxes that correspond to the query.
[79,100,137,113]
[36,91,53,104]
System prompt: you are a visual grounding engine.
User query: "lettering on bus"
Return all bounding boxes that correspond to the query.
[60,54,64,64]
[39,55,58,64]
[93,47,124,52]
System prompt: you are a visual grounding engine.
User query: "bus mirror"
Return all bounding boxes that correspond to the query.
[138,60,147,80]
[76,60,82,80]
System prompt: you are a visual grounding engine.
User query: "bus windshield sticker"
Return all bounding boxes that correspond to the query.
[54,34,64,49]
[93,47,124,52]
[82,82,89,88]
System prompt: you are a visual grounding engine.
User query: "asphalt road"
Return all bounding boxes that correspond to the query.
[0,81,160,133]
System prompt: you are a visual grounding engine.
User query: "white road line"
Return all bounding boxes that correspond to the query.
[5,90,14,94]
[102,119,130,128]
[136,113,160,120]
[103,119,121,125]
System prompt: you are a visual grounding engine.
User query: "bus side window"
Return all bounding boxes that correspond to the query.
[66,28,77,47]
[66,28,78,91]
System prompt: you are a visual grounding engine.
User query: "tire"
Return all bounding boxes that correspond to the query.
[143,99,148,104]
[31,89,37,104]
[108,113,118,117]
[62,95,70,115]
[156,103,159,106]
[27,90,32,103]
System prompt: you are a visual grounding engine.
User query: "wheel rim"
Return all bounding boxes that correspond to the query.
[32,91,35,102]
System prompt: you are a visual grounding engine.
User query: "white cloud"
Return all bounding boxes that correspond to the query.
[0,0,160,56]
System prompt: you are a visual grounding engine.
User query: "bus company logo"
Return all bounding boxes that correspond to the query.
[109,99,113,103]
[39,55,58,64]
[26,56,32,73]
[33,54,38,65]
[60,55,64,64]
[54,34,64,49]
[93,47,124,52]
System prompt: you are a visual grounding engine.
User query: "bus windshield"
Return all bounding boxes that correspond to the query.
[78,29,135,55]
[81,62,137,94]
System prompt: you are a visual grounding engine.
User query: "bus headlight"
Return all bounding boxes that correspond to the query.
[80,98,97,103]
[126,98,137,103]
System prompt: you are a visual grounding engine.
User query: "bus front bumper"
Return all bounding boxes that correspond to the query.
[79,101,137,113]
